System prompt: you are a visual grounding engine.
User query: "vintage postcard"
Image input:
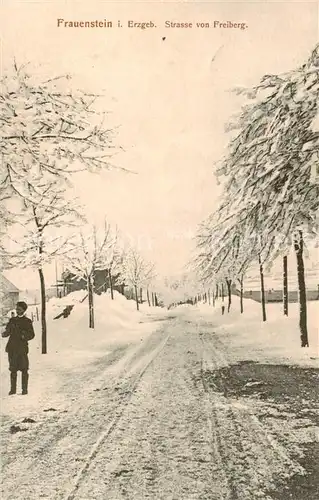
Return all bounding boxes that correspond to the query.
[0,0,318,499]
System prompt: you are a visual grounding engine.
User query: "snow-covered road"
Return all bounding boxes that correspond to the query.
[1,310,318,499]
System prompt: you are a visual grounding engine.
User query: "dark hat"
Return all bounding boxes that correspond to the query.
[16,301,28,312]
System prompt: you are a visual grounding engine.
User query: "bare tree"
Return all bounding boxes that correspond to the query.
[119,248,155,311]
[194,45,318,344]
[2,183,81,353]
[294,231,309,347]
[64,221,114,328]
[0,63,126,343]
[195,214,256,315]
[282,255,289,316]
[100,227,124,300]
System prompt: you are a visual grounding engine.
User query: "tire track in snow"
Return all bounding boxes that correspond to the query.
[198,330,305,499]
[2,345,127,464]
[1,344,136,500]
[64,332,170,500]
[1,326,171,500]
[198,332,238,500]
[74,318,233,500]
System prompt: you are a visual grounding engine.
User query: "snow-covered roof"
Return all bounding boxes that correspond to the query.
[0,273,20,293]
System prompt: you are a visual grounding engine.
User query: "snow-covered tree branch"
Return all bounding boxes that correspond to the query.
[119,248,156,310]
[64,220,118,328]
[194,44,319,344]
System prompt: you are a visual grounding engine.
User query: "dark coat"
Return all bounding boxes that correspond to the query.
[3,316,35,371]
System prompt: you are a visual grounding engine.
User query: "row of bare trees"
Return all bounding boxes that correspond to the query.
[65,223,157,327]
[193,45,319,347]
[0,64,158,353]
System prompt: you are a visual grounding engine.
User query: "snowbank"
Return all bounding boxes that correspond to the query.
[0,291,167,416]
[195,296,319,368]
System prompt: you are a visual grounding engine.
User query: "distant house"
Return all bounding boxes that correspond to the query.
[59,269,125,297]
[0,274,20,317]
[232,281,319,303]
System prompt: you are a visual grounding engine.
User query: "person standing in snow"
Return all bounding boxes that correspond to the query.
[2,301,35,395]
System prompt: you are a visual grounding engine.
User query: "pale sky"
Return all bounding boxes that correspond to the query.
[1,0,317,289]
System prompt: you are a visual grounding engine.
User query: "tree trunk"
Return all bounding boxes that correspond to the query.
[283,255,288,316]
[259,254,267,322]
[147,289,151,307]
[154,293,158,307]
[294,231,309,347]
[221,283,225,302]
[151,292,155,306]
[37,227,47,353]
[55,260,59,298]
[208,289,211,305]
[239,275,244,314]
[88,275,94,328]
[226,278,232,313]
[212,292,215,307]
[104,270,108,293]
[140,287,143,304]
[109,269,114,300]
[215,284,219,300]
[134,285,139,311]
[38,268,47,354]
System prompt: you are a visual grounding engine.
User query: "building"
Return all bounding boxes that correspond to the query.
[231,257,319,303]
[0,274,20,318]
[59,269,125,297]
[232,278,319,303]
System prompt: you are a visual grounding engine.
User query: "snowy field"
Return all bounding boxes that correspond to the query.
[0,291,168,417]
[195,296,319,368]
